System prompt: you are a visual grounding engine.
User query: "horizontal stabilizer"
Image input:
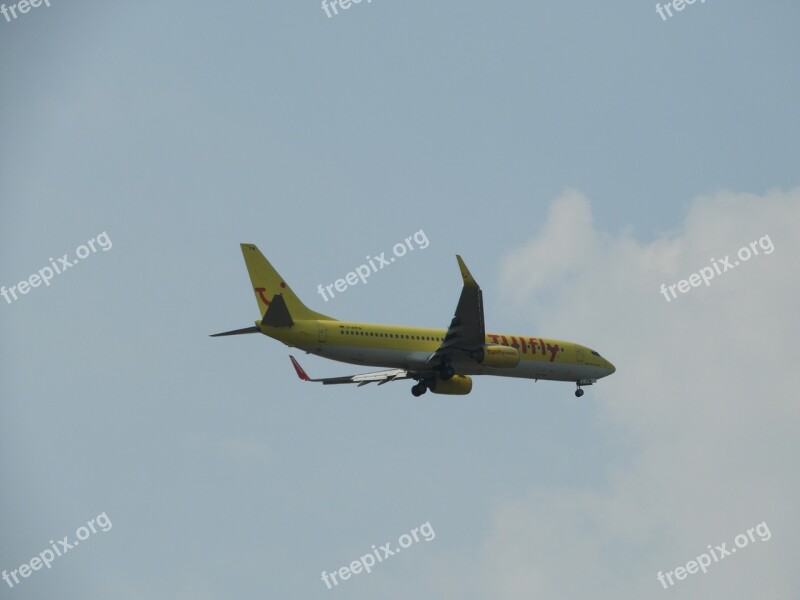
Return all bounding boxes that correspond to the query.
[210,326,261,337]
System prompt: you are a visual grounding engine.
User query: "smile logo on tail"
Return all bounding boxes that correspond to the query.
[255,288,271,305]
[256,282,286,305]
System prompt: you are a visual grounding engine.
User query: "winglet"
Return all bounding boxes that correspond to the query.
[456,255,479,289]
[289,355,311,381]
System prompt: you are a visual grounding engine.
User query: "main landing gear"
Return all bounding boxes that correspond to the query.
[575,383,585,398]
[411,381,428,396]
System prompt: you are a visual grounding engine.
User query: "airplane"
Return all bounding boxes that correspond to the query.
[212,244,616,396]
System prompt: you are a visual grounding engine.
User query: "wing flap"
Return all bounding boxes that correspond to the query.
[289,356,412,386]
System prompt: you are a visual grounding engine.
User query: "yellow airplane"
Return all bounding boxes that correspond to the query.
[212,244,616,396]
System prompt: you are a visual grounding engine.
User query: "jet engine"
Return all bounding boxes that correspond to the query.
[428,374,473,395]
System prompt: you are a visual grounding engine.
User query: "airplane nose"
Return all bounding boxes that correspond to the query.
[606,360,616,375]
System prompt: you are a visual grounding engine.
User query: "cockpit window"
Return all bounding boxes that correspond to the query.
[590,350,601,357]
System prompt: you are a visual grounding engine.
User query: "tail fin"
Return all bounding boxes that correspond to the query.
[240,244,335,322]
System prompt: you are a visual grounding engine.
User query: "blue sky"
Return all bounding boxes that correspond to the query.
[2,1,799,598]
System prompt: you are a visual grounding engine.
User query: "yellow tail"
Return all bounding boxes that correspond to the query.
[240,244,335,321]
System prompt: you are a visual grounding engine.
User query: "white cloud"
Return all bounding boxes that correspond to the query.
[441,188,800,598]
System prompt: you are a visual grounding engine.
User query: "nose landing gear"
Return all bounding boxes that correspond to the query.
[575,378,596,397]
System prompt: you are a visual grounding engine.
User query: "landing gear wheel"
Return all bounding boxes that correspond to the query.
[441,365,455,380]
[411,382,427,397]
[575,388,584,398]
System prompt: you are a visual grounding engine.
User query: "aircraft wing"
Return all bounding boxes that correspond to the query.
[290,356,413,387]
[426,255,485,367]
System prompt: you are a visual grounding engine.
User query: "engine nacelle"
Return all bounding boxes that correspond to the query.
[478,345,520,368]
[428,374,473,395]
